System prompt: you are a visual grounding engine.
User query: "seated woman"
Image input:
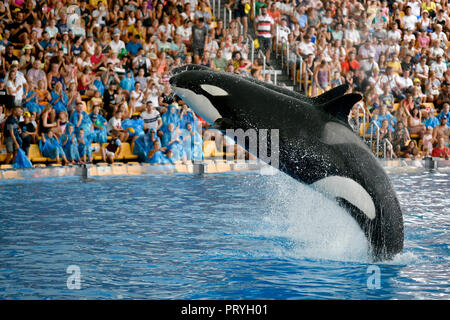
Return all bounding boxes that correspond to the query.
[407,108,426,138]
[77,128,93,163]
[36,79,51,113]
[133,128,161,162]
[161,123,186,162]
[181,122,203,161]
[39,104,59,136]
[61,123,80,164]
[39,131,69,164]
[50,82,69,118]
[89,105,108,144]
[23,81,44,115]
[70,101,94,137]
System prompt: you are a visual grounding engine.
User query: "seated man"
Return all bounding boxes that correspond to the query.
[102,129,122,164]
[432,137,450,158]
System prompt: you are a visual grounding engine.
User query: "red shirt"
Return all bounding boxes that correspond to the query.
[90,54,104,68]
[432,146,450,158]
[341,59,360,73]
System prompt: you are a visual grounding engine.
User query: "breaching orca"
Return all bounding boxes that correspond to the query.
[170,68,404,260]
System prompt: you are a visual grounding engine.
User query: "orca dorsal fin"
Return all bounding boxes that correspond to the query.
[312,84,350,104]
[320,93,362,123]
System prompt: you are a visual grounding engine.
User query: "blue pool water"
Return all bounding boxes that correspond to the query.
[0,170,448,299]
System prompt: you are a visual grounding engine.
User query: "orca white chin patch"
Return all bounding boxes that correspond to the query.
[200,84,229,96]
[172,86,222,124]
[312,176,376,220]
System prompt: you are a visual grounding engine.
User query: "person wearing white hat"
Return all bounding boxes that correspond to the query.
[109,29,126,55]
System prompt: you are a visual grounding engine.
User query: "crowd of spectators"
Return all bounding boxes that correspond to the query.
[0,0,449,167]
[266,0,450,159]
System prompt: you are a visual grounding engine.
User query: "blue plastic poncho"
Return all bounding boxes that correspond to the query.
[70,110,93,137]
[122,118,145,138]
[39,135,66,160]
[50,90,68,114]
[24,91,43,114]
[12,148,33,169]
[94,79,105,96]
[78,132,93,159]
[161,105,180,133]
[89,112,108,144]
[119,70,135,92]
[181,128,203,161]
[133,129,161,162]
[61,125,80,161]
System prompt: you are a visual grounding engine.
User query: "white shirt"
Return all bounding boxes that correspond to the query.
[430,61,447,78]
[345,29,360,44]
[396,75,413,90]
[297,41,316,56]
[402,15,418,31]
[140,109,161,131]
[107,117,122,134]
[109,39,126,54]
[176,25,192,42]
[130,90,145,108]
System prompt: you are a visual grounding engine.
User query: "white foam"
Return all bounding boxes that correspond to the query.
[256,172,372,262]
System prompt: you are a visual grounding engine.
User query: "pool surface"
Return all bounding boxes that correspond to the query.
[0,170,448,299]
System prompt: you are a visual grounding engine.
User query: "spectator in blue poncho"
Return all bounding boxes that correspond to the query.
[122,112,145,150]
[70,101,93,137]
[161,122,186,162]
[23,82,43,115]
[78,128,93,163]
[179,104,197,130]
[50,82,68,115]
[39,131,69,164]
[119,70,135,92]
[181,122,203,161]
[133,128,161,162]
[61,123,80,163]
[147,139,173,164]
[89,105,108,144]
[161,104,180,133]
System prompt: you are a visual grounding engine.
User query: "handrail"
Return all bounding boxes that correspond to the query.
[247,34,255,65]
[355,103,366,136]
[383,139,393,159]
[305,67,312,95]
[237,19,244,36]
[258,50,266,74]
[369,120,381,158]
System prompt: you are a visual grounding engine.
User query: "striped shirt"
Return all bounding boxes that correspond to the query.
[255,14,274,38]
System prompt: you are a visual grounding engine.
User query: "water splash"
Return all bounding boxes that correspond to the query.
[255,172,372,262]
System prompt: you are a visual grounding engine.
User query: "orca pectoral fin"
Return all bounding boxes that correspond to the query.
[320,93,362,123]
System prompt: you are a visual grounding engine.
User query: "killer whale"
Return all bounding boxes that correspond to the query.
[169,69,404,260]
[171,64,350,105]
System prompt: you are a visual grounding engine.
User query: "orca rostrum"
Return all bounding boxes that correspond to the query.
[169,67,404,260]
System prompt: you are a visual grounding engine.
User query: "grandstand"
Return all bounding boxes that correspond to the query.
[0,0,449,170]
